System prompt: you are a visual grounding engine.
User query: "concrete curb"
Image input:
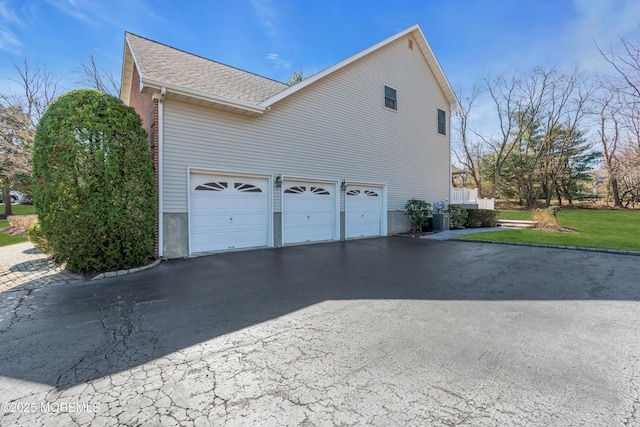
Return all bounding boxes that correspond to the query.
[453,238,640,256]
[90,259,162,281]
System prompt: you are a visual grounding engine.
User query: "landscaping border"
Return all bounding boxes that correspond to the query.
[91,259,162,281]
[454,238,640,256]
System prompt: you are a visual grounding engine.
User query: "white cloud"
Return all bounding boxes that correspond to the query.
[45,0,92,23]
[266,53,290,69]
[0,1,23,26]
[44,0,161,28]
[564,0,640,72]
[0,26,21,54]
[251,0,278,38]
[0,1,24,53]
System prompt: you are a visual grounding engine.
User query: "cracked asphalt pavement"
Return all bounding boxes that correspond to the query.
[1,237,639,426]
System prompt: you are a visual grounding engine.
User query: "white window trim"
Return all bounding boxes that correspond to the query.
[437,108,447,136]
[384,85,398,111]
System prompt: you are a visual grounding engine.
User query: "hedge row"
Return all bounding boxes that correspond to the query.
[465,209,500,228]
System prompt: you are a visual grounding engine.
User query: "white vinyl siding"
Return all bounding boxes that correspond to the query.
[162,34,450,214]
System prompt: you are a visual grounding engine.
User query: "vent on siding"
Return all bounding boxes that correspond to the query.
[408,39,414,50]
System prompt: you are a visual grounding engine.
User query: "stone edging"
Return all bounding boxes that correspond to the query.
[91,259,162,281]
[454,238,640,256]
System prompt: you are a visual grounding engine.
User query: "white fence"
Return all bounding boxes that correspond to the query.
[451,188,495,210]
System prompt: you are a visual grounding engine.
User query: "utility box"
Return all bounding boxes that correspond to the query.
[432,212,450,232]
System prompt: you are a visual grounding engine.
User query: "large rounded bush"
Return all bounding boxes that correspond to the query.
[32,89,156,273]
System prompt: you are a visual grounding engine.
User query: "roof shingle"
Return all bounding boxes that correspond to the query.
[126,33,289,105]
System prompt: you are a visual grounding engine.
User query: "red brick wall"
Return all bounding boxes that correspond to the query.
[128,66,155,141]
[127,66,160,258]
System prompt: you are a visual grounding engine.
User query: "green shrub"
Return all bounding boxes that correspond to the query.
[32,89,156,273]
[405,199,432,233]
[28,222,50,254]
[465,209,501,228]
[446,204,468,229]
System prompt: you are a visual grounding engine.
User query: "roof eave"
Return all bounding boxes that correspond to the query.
[120,35,136,104]
[141,79,267,116]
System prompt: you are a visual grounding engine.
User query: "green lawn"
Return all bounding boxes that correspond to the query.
[460,210,640,252]
[0,204,35,247]
[0,232,28,246]
[1,204,36,216]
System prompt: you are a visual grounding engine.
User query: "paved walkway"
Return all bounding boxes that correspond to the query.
[0,242,83,293]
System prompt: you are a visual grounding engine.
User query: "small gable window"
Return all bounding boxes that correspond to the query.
[437,108,446,135]
[384,86,397,110]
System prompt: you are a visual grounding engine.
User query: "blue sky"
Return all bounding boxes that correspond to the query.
[1,0,640,104]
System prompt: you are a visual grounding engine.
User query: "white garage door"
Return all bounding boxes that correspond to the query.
[346,185,383,238]
[282,181,337,244]
[190,174,269,253]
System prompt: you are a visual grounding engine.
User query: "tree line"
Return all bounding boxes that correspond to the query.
[454,34,640,209]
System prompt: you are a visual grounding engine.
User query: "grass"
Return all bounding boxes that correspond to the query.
[1,204,36,216]
[460,209,640,252]
[0,232,28,246]
[0,204,36,247]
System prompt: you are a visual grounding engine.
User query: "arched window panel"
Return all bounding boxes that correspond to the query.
[195,182,228,191]
[284,186,306,194]
[310,186,330,195]
[235,182,262,193]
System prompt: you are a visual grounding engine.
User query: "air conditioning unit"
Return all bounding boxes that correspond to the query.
[432,212,449,232]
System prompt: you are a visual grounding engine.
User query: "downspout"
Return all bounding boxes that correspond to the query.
[448,103,459,209]
[448,109,454,209]
[158,86,166,257]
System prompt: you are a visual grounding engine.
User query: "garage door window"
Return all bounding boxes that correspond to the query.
[235,183,262,193]
[195,181,262,193]
[195,182,228,191]
[285,186,330,195]
[284,186,306,194]
[347,189,378,197]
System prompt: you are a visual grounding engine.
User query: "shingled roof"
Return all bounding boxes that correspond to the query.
[121,25,458,116]
[121,32,289,115]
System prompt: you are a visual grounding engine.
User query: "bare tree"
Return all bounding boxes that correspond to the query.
[596,30,640,207]
[593,84,624,207]
[482,67,594,208]
[0,105,34,216]
[616,143,640,207]
[0,58,60,215]
[5,57,60,126]
[452,86,485,195]
[482,69,545,199]
[76,54,120,97]
[598,36,640,100]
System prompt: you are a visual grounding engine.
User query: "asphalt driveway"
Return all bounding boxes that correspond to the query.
[1,237,639,426]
